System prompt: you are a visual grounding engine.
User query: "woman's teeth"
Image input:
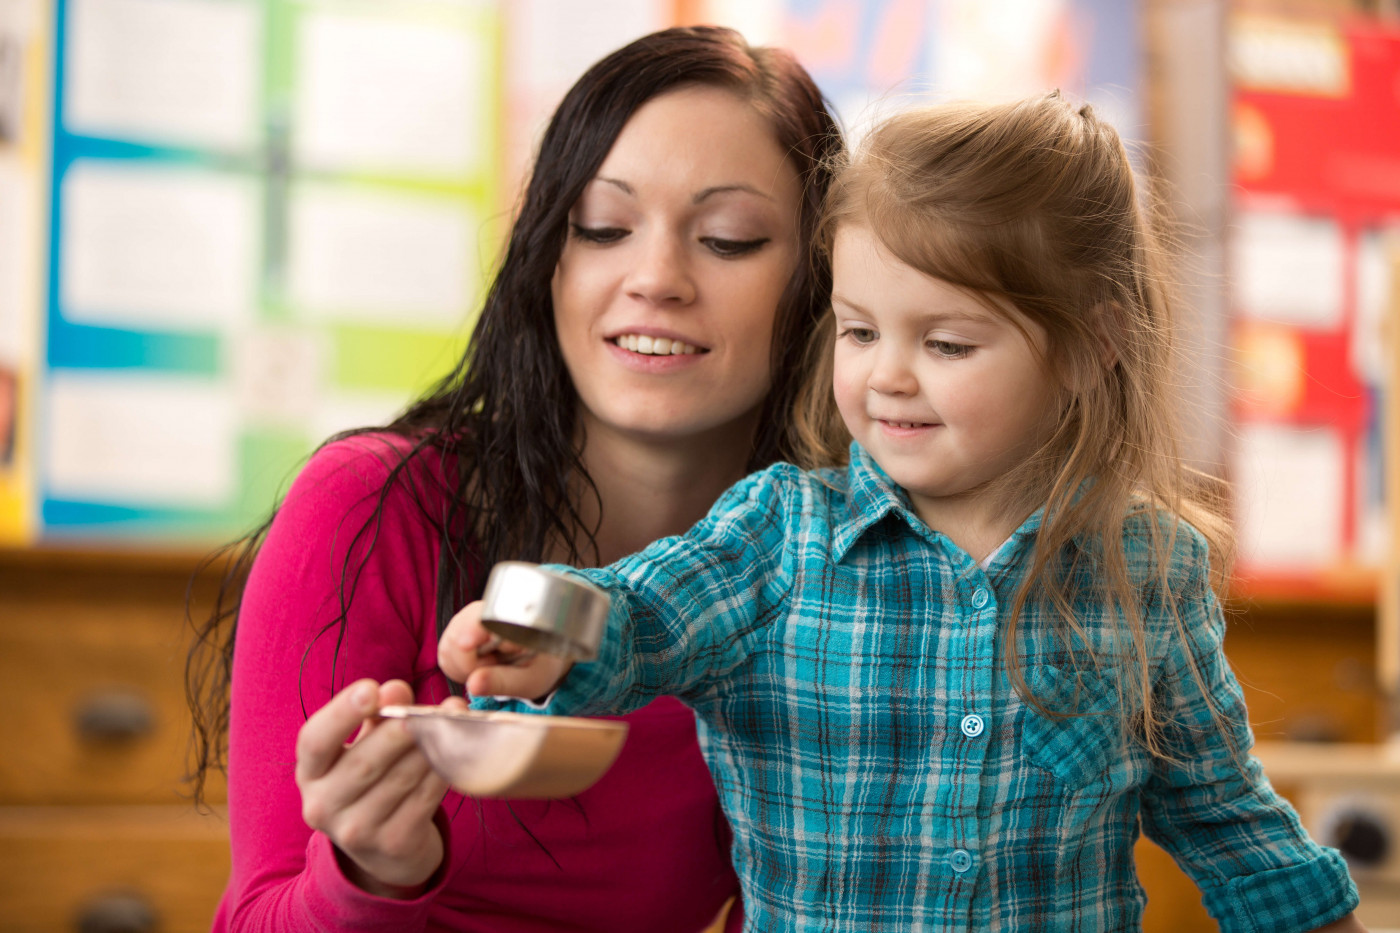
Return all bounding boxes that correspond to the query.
[615,334,701,355]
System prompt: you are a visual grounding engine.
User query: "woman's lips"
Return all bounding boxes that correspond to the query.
[610,333,706,356]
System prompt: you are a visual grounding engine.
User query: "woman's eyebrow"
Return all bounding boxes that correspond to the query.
[694,183,771,203]
[589,178,771,204]
[593,176,634,195]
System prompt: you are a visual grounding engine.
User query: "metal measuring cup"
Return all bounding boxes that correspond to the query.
[478,561,611,661]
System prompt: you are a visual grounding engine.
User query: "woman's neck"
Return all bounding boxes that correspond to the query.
[562,420,759,568]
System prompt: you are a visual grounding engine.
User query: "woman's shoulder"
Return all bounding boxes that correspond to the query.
[289,431,455,507]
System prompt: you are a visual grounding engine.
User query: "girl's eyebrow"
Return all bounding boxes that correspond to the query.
[832,294,994,326]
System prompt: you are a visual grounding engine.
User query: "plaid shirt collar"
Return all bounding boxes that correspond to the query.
[833,441,1046,571]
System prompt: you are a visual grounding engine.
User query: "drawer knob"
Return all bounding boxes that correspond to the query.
[77,892,157,933]
[74,690,156,742]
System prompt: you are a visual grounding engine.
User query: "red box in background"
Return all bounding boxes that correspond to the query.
[1228,16,1400,596]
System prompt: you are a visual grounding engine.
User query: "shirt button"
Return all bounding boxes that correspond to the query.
[950,849,973,873]
[960,714,985,737]
[970,587,990,609]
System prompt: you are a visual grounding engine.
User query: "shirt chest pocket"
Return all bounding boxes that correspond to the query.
[1019,665,1129,790]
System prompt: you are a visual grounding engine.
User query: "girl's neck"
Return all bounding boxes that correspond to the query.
[558,418,759,568]
[911,489,1036,565]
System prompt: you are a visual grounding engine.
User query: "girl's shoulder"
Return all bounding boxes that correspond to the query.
[1118,506,1213,595]
[720,460,850,510]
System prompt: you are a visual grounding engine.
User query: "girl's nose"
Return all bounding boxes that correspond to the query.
[868,346,918,396]
[623,233,696,306]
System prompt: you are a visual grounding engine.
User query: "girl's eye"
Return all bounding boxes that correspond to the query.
[928,340,971,359]
[701,237,769,258]
[840,327,877,345]
[570,224,628,244]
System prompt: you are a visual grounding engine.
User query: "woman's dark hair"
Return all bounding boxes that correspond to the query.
[186,25,843,802]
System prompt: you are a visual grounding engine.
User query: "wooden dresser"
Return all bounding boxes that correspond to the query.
[0,549,230,933]
[0,548,1381,932]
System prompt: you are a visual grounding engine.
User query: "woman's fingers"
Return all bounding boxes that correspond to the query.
[295,679,379,785]
[294,678,450,892]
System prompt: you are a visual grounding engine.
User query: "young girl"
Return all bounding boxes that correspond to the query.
[439,93,1364,932]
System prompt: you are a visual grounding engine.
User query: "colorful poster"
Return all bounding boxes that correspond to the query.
[0,0,46,545]
[700,0,1141,138]
[1227,17,1400,587]
[39,0,500,543]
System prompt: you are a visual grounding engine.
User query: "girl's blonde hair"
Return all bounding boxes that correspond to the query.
[797,91,1235,760]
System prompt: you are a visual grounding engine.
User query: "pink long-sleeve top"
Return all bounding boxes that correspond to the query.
[213,434,741,932]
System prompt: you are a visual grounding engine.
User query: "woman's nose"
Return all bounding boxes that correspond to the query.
[623,233,696,306]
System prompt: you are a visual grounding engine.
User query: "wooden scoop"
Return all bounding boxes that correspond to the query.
[380,705,628,798]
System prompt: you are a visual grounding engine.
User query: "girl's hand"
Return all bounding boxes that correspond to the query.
[438,600,573,700]
[295,678,464,897]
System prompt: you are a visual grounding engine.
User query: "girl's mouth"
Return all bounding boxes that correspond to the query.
[611,334,705,356]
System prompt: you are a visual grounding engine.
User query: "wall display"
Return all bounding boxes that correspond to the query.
[0,0,44,545]
[698,0,1141,138]
[1227,15,1400,592]
[35,0,500,543]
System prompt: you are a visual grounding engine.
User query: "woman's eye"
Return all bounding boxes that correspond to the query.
[929,340,970,359]
[701,237,769,258]
[840,327,877,345]
[570,224,628,244]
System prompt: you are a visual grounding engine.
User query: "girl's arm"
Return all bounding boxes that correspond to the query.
[448,466,800,717]
[1308,916,1368,932]
[1139,533,1361,933]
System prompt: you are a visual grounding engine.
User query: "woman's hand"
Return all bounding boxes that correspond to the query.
[438,600,573,700]
[295,678,463,898]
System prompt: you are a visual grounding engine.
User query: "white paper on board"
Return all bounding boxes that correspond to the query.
[311,389,413,444]
[294,11,487,178]
[1353,228,1394,386]
[64,0,262,152]
[45,370,236,508]
[287,183,475,326]
[228,326,325,427]
[1234,422,1345,569]
[503,0,666,174]
[60,161,260,332]
[511,0,666,93]
[1232,210,1344,327]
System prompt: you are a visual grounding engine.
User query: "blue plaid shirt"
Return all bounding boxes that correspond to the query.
[481,443,1358,932]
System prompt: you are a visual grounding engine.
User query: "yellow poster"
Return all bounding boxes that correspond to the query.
[0,0,48,545]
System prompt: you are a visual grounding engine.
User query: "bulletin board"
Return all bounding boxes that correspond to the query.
[0,0,47,544]
[699,0,1143,138]
[1227,15,1400,594]
[33,0,501,544]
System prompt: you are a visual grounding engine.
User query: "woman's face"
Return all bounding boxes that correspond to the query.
[552,84,802,452]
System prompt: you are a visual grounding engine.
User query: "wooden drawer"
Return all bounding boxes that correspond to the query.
[0,806,229,933]
[0,552,225,805]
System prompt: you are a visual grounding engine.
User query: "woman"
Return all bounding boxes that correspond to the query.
[186,25,844,932]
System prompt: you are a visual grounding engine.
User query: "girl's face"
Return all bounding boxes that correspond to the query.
[552,85,802,451]
[831,225,1063,534]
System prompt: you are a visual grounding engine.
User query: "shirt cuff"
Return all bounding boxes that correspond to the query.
[302,808,452,928]
[1203,846,1359,933]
